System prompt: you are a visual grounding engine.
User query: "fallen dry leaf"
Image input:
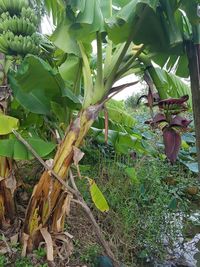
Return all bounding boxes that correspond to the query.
[40,227,54,262]
[21,232,29,257]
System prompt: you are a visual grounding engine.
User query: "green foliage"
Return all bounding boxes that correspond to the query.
[15,257,33,267]
[0,113,19,135]
[9,55,81,115]
[149,67,192,106]
[89,178,109,212]
[78,147,195,265]
[125,91,146,109]
[124,167,139,185]
[104,99,136,128]
[0,137,56,160]
[79,244,101,266]
[0,255,7,267]
[179,128,198,173]
[33,247,46,259]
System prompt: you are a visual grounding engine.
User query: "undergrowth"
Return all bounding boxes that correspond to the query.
[72,143,198,266]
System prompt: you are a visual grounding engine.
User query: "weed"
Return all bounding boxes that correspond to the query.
[15,257,33,267]
[77,146,194,266]
[0,255,7,267]
[33,247,46,259]
[80,244,101,266]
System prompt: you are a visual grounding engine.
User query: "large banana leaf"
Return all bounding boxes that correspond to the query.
[0,137,56,160]
[9,55,81,115]
[35,0,65,25]
[106,0,168,49]
[106,0,189,55]
[58,55,82,96]
[50,0,113,46]
[51,18,81,55]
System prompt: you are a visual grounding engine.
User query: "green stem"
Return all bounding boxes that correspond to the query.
[104,36,134,93]
[103,1,112,79]
[73,60,82,96]
[115,44,145,80]
[105,6,149,92]
[78,42,94,108]
[109,0,112,17]
[95,32,103,90]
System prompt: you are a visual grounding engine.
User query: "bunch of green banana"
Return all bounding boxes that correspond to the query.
[6,34,40,55]
[0,16,36,35]
[0,0,28,16]
[21,7,38,26]
[0,0,40,56]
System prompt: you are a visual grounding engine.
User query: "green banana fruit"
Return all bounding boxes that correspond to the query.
[0,17,36,35]
[0,0,40,56]
[0,0,28,15]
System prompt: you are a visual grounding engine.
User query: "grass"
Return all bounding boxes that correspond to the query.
[0,150,197,266]
[71,143,198,266]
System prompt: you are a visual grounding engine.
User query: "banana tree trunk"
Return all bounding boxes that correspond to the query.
[0,156,16,229]
[186,42,200,174]
[23,104,102,251]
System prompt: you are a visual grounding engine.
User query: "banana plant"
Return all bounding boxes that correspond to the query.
[7,0,149,252]
[3,0,198,260]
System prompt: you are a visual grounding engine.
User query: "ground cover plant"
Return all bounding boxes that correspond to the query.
[0,0,199,266]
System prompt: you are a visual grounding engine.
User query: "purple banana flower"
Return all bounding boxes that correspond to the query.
[147,95,191,163]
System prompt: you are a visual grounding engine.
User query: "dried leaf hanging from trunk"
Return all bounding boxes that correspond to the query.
[5,174,17,195]
[56,193,73,232]
[73,147,85,166]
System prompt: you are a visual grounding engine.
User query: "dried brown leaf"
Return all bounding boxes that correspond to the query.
[56,194,73,232]
[45,159,54,169]
[10,233,18,245]
[5,174,17,195]
[21,232,29,257]
[73,147,84,166]
[40,227,54,262]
